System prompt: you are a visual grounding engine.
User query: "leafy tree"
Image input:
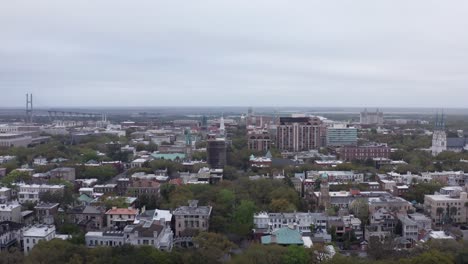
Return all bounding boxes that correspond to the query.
[78,165,118,182]
[102,196,129,210]
[270,198,296,212]
[399,250,453,264]
[193,232,236,263]
[282,245,310,264]
[223,165,239,181]
[2,170,31,186]
[349,198,369,225]
[402,182,443,204]
[150,160,183,176]
[230,244,288,264]
[231,200,256,236]
[0,247,25,264]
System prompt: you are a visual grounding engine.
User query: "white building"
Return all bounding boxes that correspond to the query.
[398,214,419,242]
[85,220,173,251]
[33,157,48,166]
[307,171,364,183]
[85,231,126,247]
[131,158,147,168]
[124,220,173,251]
[424,191,468,225]
[0,187,12,202]
[17,184,65,204]
[0,134,32,148]
[254,212,329,234]
[0,202,22,223]
[22,225,56,255]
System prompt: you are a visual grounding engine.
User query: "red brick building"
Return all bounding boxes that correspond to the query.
[339,144,390,161]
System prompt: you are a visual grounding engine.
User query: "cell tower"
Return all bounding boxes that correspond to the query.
[26,93,33,123]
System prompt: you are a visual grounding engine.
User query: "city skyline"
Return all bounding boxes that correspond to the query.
[2,1,468,107]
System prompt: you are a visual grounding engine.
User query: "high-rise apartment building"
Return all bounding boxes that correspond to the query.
[247,130,271,152]
[276,117,325,152]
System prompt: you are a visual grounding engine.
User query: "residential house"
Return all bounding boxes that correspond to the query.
[0,221,23,251]
[17,184,64,204]
[34,203,59,225]
[106,207,138,229]
[22,225,56,255]
[49,167,76,182]
[0,203,22,223]
[69,205,106,230]
[173,200,212,237]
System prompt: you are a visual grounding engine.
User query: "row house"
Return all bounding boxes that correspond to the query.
[93,184,117,195]
[49,167,76,182]
[34,203,59,225]
[307,171,364,183]
[17,184,64,204]
[85,220,173,251]
[68,205,106,231]
[0,221,24,251]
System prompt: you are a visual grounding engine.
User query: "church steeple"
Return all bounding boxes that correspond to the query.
[432,109,447,156]
[434,110,446,131]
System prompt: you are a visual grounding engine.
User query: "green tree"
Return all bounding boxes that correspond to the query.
[230,244,287,264]
[193,232,236,263]
[399,250,453,264]
[231,200,256,236]
[282,245,310,264]
[270,198,296,212]
[2,170,31,186]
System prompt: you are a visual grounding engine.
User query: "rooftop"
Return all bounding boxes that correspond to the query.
[425,194,466,201]
[34,203,59,209]
[261,227,304,245]
[106,208,138,215]
[0,203,21,211]
[173,200,212,216]
[23,225,55,237]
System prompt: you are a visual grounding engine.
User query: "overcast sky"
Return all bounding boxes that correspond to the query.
[1,1,468,108]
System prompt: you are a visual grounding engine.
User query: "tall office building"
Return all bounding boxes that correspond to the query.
[207,137,227,169]
[326,124,358,147]
[276,116,325,152]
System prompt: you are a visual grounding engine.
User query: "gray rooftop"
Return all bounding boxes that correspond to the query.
[173,200,212,216]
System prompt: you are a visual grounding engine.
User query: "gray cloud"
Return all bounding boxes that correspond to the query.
[1,0,468,107]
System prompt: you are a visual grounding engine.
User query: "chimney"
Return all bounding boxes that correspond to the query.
[189,200,198,208]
